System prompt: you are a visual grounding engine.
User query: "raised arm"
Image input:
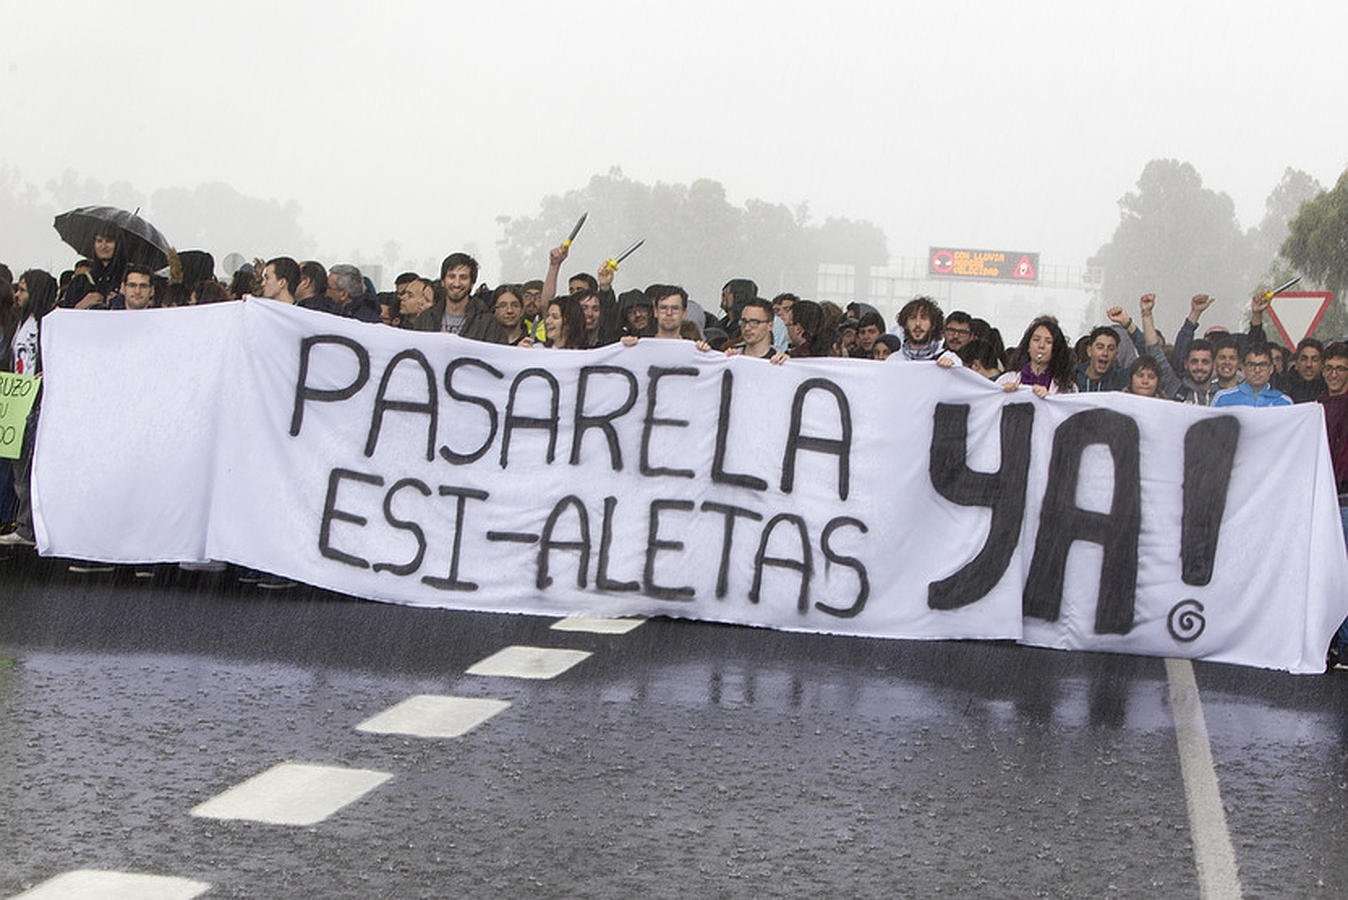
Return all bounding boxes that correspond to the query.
[1248,292,1270,343]
[1170,294,1210,372]
[1106,305,1145,354]
[1139,293,1182,398]
[540,243,569,305]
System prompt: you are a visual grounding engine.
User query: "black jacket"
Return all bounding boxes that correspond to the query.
[411,294,507,343]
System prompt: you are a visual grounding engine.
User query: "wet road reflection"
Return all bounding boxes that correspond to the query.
[1,557,1345,897]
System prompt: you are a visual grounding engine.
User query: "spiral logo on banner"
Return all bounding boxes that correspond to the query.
[1167,599,1206,643]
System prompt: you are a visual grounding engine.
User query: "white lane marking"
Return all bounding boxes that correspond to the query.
[356,695,511,738]
[12,869,211,899]
[1165,657,1243,898]
[465,645,592,680]
[550,616,647,634]
[190,762,392,826]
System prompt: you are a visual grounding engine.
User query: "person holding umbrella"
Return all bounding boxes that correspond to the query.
[53,205,170,309]
[63,228,126,309]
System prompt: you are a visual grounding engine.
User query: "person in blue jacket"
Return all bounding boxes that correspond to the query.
[1213,343,1291,407]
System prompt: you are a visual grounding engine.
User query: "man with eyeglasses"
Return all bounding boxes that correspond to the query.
[1213,343,1291,407]
[1317,343,1348,670]
[121,265,156,310]
[942,311,975,353]
[521,279,547,342]
[726,298,779,359]
[651,286,691,340]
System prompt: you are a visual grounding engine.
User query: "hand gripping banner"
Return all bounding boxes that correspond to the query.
[31,301,1348,672]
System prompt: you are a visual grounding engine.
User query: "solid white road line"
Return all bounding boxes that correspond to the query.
[189,762,392,826]
[465,645,592,679]
[549,616,647,634]
[1165,657,1243,899]
[356,695,511,738]
[11,869,211,899]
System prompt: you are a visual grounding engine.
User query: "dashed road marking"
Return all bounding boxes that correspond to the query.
[1165,657,1243,898]
[11,869,211,899]
[190,762,392,826]
[465,645,592,679]
[356,695,511,738]
[550,616,647,634]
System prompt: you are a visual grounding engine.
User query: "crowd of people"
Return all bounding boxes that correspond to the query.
[3,226,1347,670]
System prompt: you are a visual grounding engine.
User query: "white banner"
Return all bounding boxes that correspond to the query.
[32,301,1348,673]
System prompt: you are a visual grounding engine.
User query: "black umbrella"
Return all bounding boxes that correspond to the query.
[53,205,172,269]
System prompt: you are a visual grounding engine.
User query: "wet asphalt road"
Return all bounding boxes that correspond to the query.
[1,553,1346,898]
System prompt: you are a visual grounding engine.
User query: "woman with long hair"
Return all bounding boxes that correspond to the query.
[8,269,58,375]
[543,295,586,349]
[64,227,126,308]
[997,316,1075,397]
[492,284,533,346]
[0,269,59,547]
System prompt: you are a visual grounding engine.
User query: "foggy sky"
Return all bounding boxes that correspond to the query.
[3,0,1345,328]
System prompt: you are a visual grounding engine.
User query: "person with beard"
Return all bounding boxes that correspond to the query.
[1136,292,1217,404]
[1317,343,1348,670]
[890,296,960,366]
[617,289,656,339]
[521,279,547,342]
[719,278,757,343]
[942,311,975,354]
[1278,338,1327,404]
[412,252,507,343]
